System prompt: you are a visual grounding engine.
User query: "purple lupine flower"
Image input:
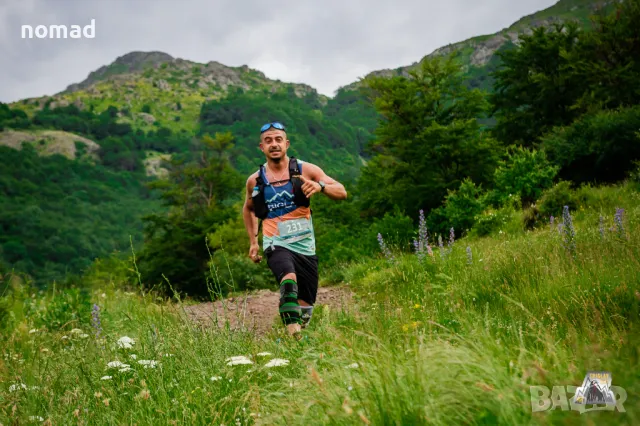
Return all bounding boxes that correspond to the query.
[550,216,554,231]
[91,304,102,339]
[614,208,625,239]
[562,205,576,254]
[438,235,445,259]
[418,210,428,247]
[448,227,455,247]
[377,233,394,263]
[413,238,424,262]
[466,246,472,265]
[599,215,605,239]
[413,209,429,262]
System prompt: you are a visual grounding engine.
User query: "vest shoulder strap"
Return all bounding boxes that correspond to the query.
[256,165,265,185]
[288,157,300,177]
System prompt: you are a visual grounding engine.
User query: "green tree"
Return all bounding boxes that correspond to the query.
[137,132,243,298]
[567,0,640,111]
[358,56,501,220]
[489,22,583,146]
[541,105,640,184]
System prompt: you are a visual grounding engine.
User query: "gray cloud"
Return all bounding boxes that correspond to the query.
[0,0,557,103]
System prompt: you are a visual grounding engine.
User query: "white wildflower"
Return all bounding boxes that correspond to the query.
[137,360,159,369]
[119,367,133,372]
[226,355,253,366]
[346,363,359,369]
[264,358,289,368]
[101,293,106,298]
[107,361,130,369]
[210,376,222,381]
[129,354,138,360]
[256,352,272,357]
[70,328,83,334]
[101,376,112,380]
[61,336,69,340]
[79,334,89,338]
[117,336,135,349]
[163,353,174,357]
[29,416,44,422]
[29,329,38,334]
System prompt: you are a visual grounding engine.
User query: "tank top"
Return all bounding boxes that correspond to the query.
[260,159,316,256]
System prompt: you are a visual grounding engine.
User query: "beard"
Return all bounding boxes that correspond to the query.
[269,150,283,163]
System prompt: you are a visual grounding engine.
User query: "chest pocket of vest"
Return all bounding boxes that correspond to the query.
[252,157,309,220]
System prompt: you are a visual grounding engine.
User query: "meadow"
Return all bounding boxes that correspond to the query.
[1,180,639,425]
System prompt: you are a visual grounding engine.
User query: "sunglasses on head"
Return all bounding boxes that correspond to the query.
[260,122,286,133]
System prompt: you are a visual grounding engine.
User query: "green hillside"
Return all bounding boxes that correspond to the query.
[9,51,327,135]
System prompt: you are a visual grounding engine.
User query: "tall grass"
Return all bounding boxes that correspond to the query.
[1,182,639,425]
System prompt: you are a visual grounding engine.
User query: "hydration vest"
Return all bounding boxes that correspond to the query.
[252,157,310,220]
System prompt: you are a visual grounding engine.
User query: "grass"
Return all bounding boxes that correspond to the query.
[1,181,639,425]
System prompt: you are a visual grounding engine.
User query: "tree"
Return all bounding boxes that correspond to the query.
[541,105,640,184]
[137,132,243,298]
[357,56,501,220]
[489,22,583,147]
[567,0,640,111]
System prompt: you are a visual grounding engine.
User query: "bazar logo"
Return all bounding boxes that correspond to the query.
[531,371,627,413]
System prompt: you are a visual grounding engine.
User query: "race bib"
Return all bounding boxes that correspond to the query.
[277,218,312,243]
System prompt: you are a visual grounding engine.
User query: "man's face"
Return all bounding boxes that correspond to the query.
[260,129,289,162]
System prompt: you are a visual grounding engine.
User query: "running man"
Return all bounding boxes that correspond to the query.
[242,122,347,337]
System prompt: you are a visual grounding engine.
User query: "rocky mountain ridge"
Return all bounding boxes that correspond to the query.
[10,51,324,133]
[341,0,613,89]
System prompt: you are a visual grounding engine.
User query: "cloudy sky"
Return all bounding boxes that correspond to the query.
[0,0,557,103]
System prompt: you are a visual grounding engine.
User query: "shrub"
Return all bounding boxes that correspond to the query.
[369,209,415,253]
[542,105,640,184]
[490,146,558,207]
[628,160,640,188]
[427,179,487,237]
[522,204,541,230]
[538,181,580,218]
[469,204,518,237]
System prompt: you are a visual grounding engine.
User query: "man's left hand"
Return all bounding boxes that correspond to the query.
[298,175,322,198]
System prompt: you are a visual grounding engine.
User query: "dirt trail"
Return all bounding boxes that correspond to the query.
[182,285,353,336]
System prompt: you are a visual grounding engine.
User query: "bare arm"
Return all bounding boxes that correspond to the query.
[242,174,262,262]
[300,163,348,200]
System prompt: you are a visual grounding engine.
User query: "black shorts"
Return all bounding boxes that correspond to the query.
[265,245,319,305]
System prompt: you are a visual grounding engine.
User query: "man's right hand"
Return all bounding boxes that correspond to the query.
[249,243,262,263]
